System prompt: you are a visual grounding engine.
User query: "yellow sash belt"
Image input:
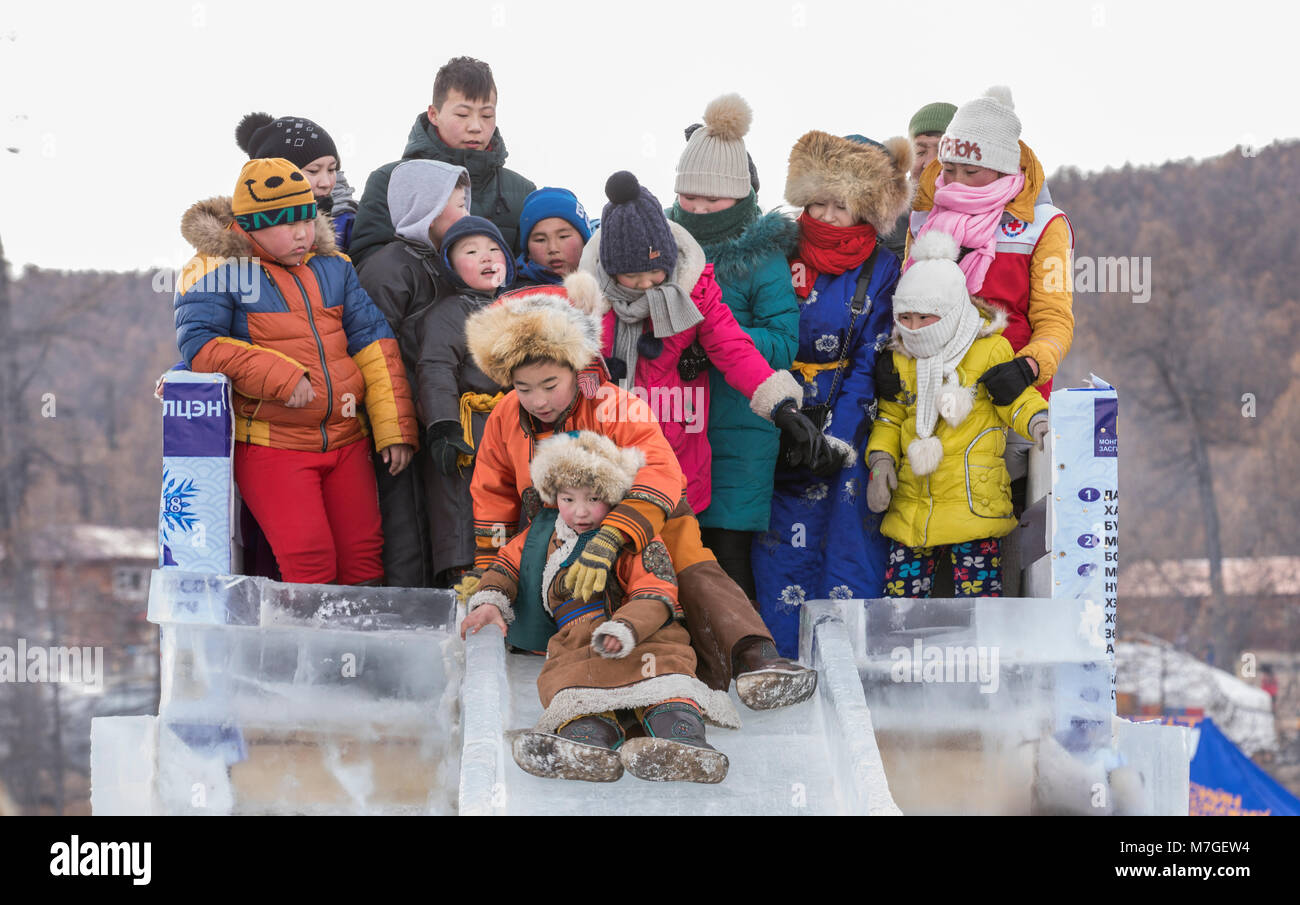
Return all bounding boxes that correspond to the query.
[457,391,504,467]
[791,360,843,384]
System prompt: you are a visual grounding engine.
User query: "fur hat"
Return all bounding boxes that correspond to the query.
[530,431,646,506]
[939,86,1022,176]
[784,131,914,233]
[465,271,608,386]
[675,94,754,199]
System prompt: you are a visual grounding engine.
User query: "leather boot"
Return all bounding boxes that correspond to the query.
[619,702,728,784]
[732,637,818,710]
[510,714,624,783]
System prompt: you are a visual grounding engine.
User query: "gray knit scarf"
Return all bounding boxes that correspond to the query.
[597,268,702,387]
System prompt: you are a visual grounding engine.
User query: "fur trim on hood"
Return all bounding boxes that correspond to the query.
[579,219,706,295]
[785,131,914,233]
[180,196,339,259]
[530,431,646,506]
[887,298,1009,358]
[700,209,799,285]
[466,272,606,386]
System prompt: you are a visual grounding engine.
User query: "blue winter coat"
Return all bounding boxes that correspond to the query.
[752,248,899,657]
[690,211,800,532]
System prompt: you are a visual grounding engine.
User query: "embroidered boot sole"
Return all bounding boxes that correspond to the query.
[510,730,624,783]
[619,737,729,784]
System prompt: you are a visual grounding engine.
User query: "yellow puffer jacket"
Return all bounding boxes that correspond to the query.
[867,309,1047,549]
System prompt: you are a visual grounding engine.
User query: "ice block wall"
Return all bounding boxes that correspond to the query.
[806,596,1184,815]
[158,371,235,572]
[144,571,462,815]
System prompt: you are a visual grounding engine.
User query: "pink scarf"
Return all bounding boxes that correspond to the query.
[910,172,1025,293]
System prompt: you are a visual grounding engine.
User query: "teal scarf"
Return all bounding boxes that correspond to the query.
[668,190,759,249]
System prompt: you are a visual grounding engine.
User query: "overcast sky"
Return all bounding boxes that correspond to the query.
[2,0,1296,272]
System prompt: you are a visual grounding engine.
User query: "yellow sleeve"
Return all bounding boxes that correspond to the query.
[867,353,907,464]
[1021,217,1075,384]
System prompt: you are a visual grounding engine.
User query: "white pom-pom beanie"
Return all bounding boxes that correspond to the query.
[938,85,1022,176]
[894,231,983,474]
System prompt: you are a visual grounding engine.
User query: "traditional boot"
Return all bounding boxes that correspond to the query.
[510,713,624,783]
[619,702,728,784]
[732,638,818,710]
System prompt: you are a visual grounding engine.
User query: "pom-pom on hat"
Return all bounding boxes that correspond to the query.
[465,271,609,386]
[530,430,646,506]
[675,93,754,199]
[517,187,593,254]
[599,171,678,276]
[232,158,317,232]
[938,86,1022,176]
[236,112,340,170]
[785,131,915,233]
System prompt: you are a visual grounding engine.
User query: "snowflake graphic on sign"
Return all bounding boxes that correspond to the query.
[160,470,199,540]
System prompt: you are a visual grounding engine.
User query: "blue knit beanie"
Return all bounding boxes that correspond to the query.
[598,171,677,276]
[441,215,516,290]
[517,187,593,254]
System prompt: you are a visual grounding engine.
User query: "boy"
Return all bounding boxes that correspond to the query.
[173,158,418,585]
[417,216,515,585]
[513,187,592,287]
[466,431,738,783]
[355,159,471,586]
[880,101,956,259]
[458,275,818,711]
[349,56,536,265]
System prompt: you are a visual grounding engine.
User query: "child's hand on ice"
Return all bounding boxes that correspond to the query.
[286,375,315,408]
[461,603,507,640]
[383,443,414,475]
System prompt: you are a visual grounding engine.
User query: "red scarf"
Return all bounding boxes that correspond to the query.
[790,213,877,299]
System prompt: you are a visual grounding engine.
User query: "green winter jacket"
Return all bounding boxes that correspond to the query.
[349,114,536,265]
[677,210,800,532]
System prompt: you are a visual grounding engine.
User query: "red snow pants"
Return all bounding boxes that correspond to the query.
[234,438,384,585]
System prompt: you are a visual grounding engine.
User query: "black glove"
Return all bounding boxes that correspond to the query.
[873,352,903,401]
[810,441,847,478]
[427,421,474,476]
[676,339,711,381]
[773,401,831,470]
[978,358,1037,406]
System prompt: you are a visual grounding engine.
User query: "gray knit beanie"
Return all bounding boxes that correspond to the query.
[674,93,753,199]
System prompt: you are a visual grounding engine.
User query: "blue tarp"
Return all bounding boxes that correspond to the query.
[1189,718,1300,816]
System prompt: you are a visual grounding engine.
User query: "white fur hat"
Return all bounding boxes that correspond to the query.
[938,86,1022,176]
[530,431,646,506]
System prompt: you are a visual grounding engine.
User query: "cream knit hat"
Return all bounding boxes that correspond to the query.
[675,94,754,199]
[938,86,1022,176]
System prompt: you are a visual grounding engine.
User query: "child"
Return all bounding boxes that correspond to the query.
[466,431,739,783]
[906,86,1074,496]
[866,231,1049,598]
[457,276,817,710]
[513,187,592,288]
[579,170,834,518]
[354,159,471,587]
[417,215,515,584]
[350,56,537,265]
[667,93,800,600]
[174,158,419,585]
[753,131,912,658]
[235,112,354,251]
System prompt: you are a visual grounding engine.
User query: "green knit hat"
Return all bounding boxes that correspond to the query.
[908,102,957,139]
